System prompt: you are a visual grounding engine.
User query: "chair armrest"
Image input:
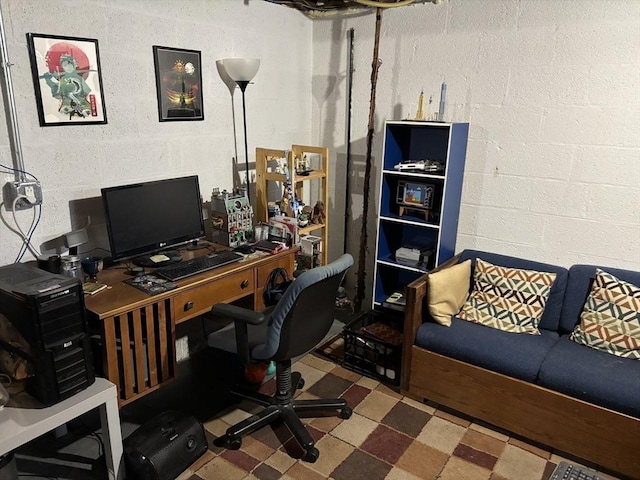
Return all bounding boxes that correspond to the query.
[210,303,266,325]
[400,253,462,392]
[210,303,268,364]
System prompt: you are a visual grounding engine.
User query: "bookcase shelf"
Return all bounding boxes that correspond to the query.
[373,121,469,307]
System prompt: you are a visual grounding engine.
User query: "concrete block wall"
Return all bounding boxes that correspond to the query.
[312,0,639,305]
[0,0,638,308]
[0,0,312,266]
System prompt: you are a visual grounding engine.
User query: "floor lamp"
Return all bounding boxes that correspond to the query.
[216,60,240,189]
[219,58,260,204]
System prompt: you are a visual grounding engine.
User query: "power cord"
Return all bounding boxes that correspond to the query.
[2,195,41,261]
[1,163,42,262]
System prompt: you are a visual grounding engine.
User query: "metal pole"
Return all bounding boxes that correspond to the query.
[343,28,355,254]
[238,84,251,204]
[0,3,26,182]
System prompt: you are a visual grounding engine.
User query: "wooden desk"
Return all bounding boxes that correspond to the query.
[84,247,296,407]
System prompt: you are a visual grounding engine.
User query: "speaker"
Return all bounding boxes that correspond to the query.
[124,410,207,480]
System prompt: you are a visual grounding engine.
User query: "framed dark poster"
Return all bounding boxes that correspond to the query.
[27,33,107,126]
[153,46,204,121]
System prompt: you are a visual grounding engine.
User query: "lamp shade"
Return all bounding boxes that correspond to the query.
[222,58,260,82]
[216,59,238,95]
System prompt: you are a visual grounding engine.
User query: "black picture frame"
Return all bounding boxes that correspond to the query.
[26,33,107,126]
[152,46,204,122]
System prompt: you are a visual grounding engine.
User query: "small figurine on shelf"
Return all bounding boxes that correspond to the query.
[415,90,426,121]
[298,205,313,227]
[311,200,326,224]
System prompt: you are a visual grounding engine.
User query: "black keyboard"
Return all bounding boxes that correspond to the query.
[154,251,243,281]
[550,461,605,480]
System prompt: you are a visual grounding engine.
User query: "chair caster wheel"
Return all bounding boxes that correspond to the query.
[302,447,319,463]
[297,378,305,390]
[228,435,242,450]
[340,406,352,419]
[213,435,242,450]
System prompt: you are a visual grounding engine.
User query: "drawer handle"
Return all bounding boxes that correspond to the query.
[241,279,249,289]
[184,301,194,311]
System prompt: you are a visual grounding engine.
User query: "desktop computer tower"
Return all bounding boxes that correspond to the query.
[0,263,95,406]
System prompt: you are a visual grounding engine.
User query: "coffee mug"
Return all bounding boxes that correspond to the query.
[81,256,103,281]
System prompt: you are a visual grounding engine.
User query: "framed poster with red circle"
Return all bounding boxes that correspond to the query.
[27,33,107,126]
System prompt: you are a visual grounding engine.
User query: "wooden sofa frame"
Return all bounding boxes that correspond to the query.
[399,256,640,479]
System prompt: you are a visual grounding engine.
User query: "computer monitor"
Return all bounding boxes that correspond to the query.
[101,175,205,267]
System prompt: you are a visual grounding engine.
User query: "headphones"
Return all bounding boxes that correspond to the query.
[263,268,292,306]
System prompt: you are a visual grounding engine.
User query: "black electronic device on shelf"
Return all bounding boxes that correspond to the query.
[101,175,206,267]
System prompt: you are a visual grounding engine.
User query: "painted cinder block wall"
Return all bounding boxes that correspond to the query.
[0,0,313,265]
[1,0,638,308]
[312,0,639,305]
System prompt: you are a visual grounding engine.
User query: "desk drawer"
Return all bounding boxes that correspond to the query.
[174,270,254,323]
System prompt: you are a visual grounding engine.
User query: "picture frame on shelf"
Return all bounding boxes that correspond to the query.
[152,45,204,122]
[26,33,107,126]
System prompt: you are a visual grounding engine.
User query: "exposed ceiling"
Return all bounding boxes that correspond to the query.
[264,0,441,18]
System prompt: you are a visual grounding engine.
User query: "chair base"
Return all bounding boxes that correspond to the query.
[214,370,352,462]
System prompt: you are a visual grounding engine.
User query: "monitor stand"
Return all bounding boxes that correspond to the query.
[186,239,210,251]
[132,250,182,268]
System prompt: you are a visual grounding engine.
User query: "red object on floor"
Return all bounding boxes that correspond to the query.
[244,363,268,384]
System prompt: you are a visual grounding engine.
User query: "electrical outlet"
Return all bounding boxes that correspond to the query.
[2,181,43,210]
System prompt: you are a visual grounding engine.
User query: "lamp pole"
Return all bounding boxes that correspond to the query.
[237,80,251,204]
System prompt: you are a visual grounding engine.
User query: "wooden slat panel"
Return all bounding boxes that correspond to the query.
[144,304,159,386]
[166,299,176,379]
[118,314,134,400]
[102,316,120,399]
[131,308,146,393]
[156,300,170,381]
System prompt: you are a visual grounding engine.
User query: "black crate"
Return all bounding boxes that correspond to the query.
[342,310,403,386]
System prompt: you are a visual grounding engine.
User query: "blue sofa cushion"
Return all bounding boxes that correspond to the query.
[538,335,640,419]
[559,264,640,334]
[458,250,568,332]
[415,317,559,383]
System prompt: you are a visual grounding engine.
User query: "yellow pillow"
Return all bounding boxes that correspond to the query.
[427,259,471,326]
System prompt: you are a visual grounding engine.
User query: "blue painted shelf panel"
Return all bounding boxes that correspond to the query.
[373,121,469,307]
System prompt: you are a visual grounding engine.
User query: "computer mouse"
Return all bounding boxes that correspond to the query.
[234,245,255,254]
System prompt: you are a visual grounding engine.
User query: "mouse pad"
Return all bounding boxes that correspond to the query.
[124,274,178,295]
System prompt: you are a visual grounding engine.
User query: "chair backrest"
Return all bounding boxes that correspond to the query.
[252,253,353,361]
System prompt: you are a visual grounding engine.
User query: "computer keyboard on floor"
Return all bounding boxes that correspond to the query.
[549,461,605,480]
[154,250,243,281]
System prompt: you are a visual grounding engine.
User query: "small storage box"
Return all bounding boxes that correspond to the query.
[343,310,403,386]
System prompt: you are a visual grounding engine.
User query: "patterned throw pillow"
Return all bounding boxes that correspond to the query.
[570,269,640,359]
[458,258,557,335]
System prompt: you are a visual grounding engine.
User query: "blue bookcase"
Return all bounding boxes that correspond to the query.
[373,121,469,308]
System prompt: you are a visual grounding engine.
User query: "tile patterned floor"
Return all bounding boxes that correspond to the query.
[178,354,623,480]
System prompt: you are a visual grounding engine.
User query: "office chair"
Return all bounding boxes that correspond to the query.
[207,253,354,462]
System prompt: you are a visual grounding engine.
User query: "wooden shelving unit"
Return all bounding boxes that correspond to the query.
[255,145,329,266]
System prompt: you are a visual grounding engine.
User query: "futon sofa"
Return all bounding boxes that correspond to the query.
[400,250,640,479]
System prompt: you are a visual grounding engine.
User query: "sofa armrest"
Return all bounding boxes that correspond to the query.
[400,253,462,392]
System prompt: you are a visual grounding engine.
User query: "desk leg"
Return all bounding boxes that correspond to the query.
[99,396,125,480]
